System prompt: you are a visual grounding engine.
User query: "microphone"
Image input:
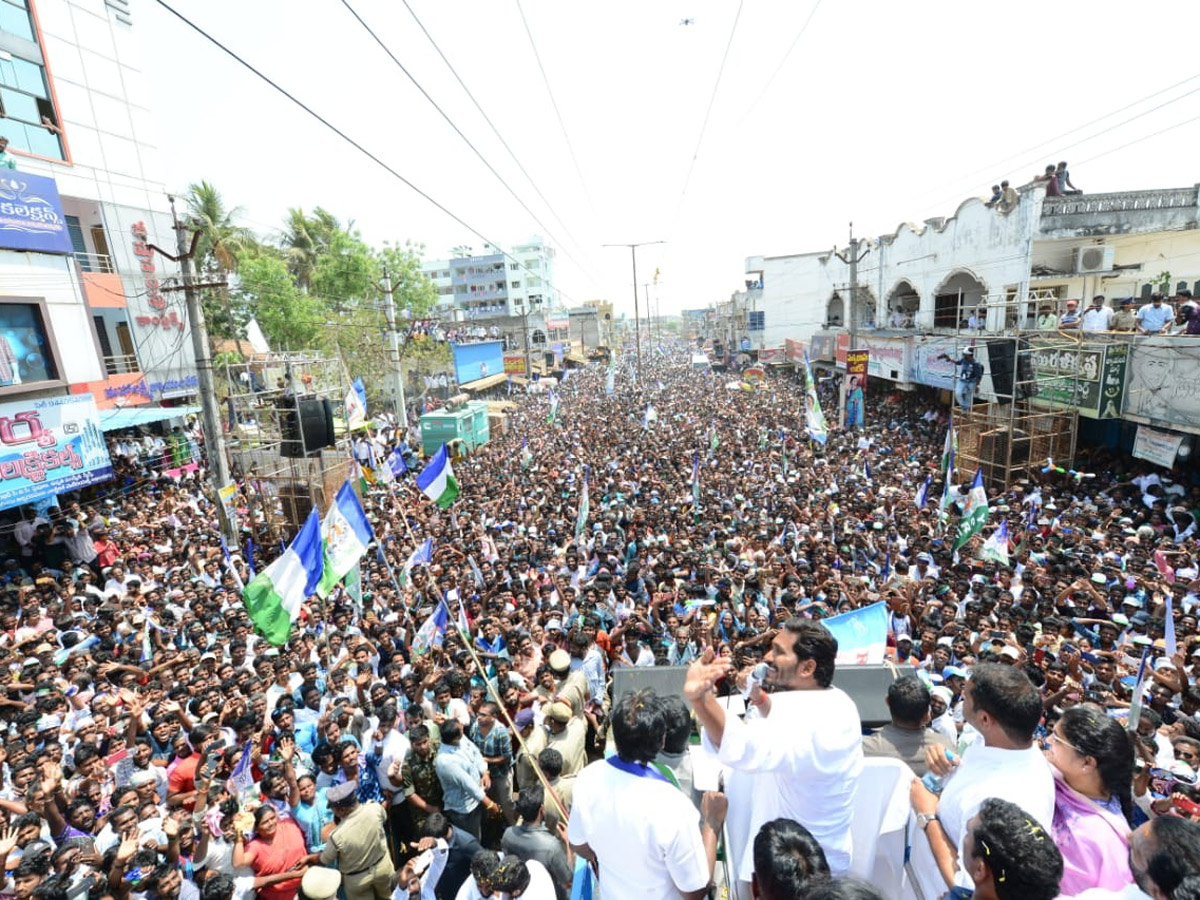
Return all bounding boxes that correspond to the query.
[741,662,769,699]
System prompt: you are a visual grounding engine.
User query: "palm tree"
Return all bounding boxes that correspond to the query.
[280,206,340,291]
[185,181,254,274]
[184,181,255,352]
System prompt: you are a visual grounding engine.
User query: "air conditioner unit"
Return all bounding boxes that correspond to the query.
[1075,245,1114,273]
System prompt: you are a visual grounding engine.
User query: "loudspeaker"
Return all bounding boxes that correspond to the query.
[986,340,1015,399]
[609,663,912,728]
[280,398,335,458]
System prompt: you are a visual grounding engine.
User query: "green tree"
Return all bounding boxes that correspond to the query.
[281,206,341,291]
[185,181,256,347]
[235,250,326,352]
[379,241,438,318]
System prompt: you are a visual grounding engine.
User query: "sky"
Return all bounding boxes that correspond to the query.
[138,0,1200,319]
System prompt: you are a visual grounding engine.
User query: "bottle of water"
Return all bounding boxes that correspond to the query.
[921,748,958,794]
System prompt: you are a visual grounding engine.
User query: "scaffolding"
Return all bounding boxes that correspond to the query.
[222,354,355,540]
[948,289,1084,492]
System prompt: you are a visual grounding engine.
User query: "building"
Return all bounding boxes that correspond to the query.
[0,0,196,421]
[582,299,615,346]
[420,236,569,358]
[742,181,1200,471]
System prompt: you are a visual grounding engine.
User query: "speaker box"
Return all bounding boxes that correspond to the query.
[609,663,912,728]
[986,340,1015,399]
[280,398,335,458]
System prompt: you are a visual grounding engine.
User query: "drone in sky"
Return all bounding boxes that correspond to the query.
[680,17,694,25]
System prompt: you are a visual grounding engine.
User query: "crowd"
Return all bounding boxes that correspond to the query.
[0,345,1199,900]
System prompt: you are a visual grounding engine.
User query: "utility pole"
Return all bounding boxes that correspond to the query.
[521,307,532,382]
[381,264,407,432]
[834,222,871,429]
[604,240,665,383]
[158,196,234,541]
[642,284,651,345]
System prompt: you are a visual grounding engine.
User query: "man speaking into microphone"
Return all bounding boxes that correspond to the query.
[683,619,863,896]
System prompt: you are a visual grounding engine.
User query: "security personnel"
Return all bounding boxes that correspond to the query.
[318,780,394,900]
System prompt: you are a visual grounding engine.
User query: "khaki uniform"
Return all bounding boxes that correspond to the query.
[545,718,587,776]
[1112,309,1137,331]
[541,773,576,835]
[320,802,394,900]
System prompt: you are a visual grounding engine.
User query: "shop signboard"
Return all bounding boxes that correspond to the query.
[0,395,113,511]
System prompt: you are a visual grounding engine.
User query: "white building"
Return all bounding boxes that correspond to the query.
[0,0,195,426]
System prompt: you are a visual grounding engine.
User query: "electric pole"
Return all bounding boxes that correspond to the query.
[521,307,532,382]
[381,265,407,433]
[158,196,234,542]
[604,240,665,383]
[834,223,870,428]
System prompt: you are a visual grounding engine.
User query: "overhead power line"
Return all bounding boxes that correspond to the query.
[150,0,583,308]
[397,0,598,279]
[735,0,823,127]
[672,0,745,227]
[514,0,594,213]
[339,0,601,286]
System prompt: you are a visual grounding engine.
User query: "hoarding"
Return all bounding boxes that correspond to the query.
[451,340,505,384]
[0,395,113,511]
[1030,340,1127,419]
[0,170,72,253]
[1123,338,1200,434]
[1132,425,1184,468]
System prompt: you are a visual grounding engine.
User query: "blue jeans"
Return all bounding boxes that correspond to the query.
[954,379,977,408]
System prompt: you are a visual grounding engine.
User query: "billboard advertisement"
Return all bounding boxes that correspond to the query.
[0,170,72,254]
[451,340,505,384]
[0,395,113,511]
[1123,337,1200,434]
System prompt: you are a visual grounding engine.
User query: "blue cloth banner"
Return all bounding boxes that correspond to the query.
[0,170,72,253]
[821,600,888,665]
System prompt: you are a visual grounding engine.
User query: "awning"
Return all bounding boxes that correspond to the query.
[460,372,509,392]
[99,405,202,432]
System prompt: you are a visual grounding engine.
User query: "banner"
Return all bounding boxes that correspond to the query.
[451,341,505,384]
[503,354,527,375]
[1123,338,1200,434]
[822,601,888,665]
[844,350,868,428]
[0,395,113,511]
[1030,340,1127,419]
[809,333,835,362]
[1132,425,1184,468]
[0,170,72,253]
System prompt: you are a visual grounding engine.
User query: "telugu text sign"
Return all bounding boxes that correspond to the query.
[0,395,113,511]
[0,170,72,254]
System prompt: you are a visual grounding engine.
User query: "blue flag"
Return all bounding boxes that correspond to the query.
[821,601,888,665]
[388,448,407,478]
[915,475,932,509]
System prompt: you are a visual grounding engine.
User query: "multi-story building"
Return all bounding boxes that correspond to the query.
[743,181,1200,468]
[0,0,196,443]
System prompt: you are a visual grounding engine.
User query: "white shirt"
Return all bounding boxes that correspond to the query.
[568,758,710,899]
[1081,305,1114,332]
[372,728,410,808]
[704,686,862,881]
[937,742,1055,887]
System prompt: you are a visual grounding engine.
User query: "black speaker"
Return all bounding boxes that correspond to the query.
[986,340,1015,399]
[609,663,912,728]
[280,398,335,458]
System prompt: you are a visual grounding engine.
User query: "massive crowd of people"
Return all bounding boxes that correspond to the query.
[1,346,1199,900]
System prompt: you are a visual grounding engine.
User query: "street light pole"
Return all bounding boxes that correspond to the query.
[604,240,664,383]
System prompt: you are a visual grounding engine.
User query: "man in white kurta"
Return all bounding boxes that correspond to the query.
[685,619,863,894]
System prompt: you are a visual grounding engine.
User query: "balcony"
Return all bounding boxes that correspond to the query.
[1038,186,1200,238]
[103,353,140,375]
[74,251,115,274]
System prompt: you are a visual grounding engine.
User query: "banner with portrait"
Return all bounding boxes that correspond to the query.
[1123,338,1200,435]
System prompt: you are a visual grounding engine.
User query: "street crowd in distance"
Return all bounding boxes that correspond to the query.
[2,345,1200,900]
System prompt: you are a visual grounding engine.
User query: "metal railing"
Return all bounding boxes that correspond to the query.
[1041,186,1198,216]
[74,251,116,274]
[103,353,140,375]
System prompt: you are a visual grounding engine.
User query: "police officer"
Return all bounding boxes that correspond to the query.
[316,781,394,900]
